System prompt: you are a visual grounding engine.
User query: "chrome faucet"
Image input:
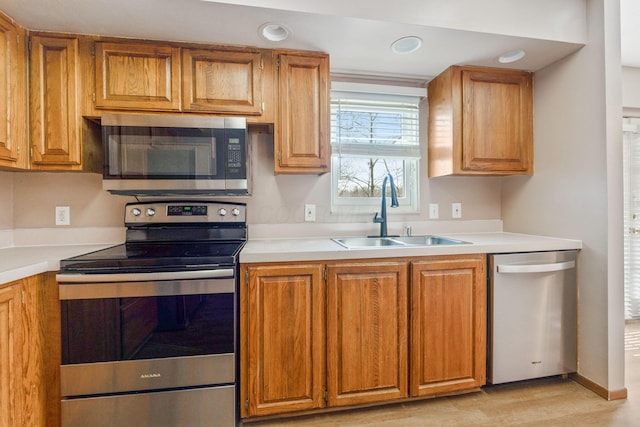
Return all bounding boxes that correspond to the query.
[373,174,399,237]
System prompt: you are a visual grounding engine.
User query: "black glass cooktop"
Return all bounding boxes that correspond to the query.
[59,241,245,274]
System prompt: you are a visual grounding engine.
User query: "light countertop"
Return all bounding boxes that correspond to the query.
[0,244,116,285]
[0,232,582,285]
[240,232,582,263]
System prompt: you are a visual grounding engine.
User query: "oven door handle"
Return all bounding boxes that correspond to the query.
[58,277,235,300]
[55,268,235,284]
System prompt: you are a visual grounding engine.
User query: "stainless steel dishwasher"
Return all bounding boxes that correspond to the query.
[488,250,577,384]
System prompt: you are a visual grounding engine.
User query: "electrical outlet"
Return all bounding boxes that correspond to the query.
[452,203,462,219]
[56,206,70,226]
[304,204,316,222]
[429,203,439,219]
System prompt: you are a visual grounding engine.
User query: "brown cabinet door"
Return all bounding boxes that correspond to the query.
[410,255,486,396]
[461,68,533,173]
[182,48,263,115]
[0,14,27,170]
[29,36,82,169]
[95,41,180,111]
[326,261,408,406]
[275,52,329,174]
[242,264,326,417]
[0,283,23,427]
[427,65,533,177]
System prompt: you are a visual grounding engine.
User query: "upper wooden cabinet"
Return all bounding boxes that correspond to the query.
[29,35,86,170]
[94,41,269,117]
[182,48,263,115]
[326,261,408,407]
[95,41,181,112]
[410,255,486,396]
[0,12,27,170]
[274,51,330,174]
[428,65,533,177]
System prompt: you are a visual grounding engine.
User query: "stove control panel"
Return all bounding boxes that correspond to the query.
[167,205,208,216]
[125,202,246,224]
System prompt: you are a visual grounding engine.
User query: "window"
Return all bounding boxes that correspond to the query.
[330,83,423,213]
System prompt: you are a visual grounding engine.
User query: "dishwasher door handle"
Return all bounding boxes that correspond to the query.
[497,260,575,274]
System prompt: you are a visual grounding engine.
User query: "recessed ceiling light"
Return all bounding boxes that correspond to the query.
[391,36,423,55]
[258,23,290,42]
[498,49,526,64]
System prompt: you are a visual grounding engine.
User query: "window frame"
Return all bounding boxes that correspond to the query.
[329,82,425,214]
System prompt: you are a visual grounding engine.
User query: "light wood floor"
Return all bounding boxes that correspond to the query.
[247,322,640,426]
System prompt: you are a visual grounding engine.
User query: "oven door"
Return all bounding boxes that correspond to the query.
[58,270,236,397]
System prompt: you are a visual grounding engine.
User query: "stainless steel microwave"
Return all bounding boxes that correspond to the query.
[102,114,249,196]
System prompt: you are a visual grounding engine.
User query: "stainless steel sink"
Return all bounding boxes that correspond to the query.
[392,235,469,246]
[331,235,469,249]
[332,237,406,249]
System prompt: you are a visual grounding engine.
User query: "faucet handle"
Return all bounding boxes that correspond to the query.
[373,212,383,223]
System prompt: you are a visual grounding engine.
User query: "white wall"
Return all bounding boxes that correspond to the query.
[3,131,503,236]
[244,129,502,230]
[501,0,624,394]
[215,0,587,43]
[623,66,640,112]
[0,171,13,229]
[11,172,132,229]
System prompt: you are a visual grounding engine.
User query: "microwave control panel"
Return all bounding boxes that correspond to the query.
[225,129,247,180]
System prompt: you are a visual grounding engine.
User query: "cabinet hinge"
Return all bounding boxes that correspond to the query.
[21,290,25,304]
[92,93,96,103]
[91,45,95,57]
[244,398,249,410]
[27,39,31,52]
[261,102,265,114]
[260,57,264,70]
[276,57,280,70]
[323,387,328,402]
[322,266,327,282]
[276,151,281,163]
[244,268,249,286]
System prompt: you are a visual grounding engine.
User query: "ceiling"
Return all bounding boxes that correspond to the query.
[0,0,634,81]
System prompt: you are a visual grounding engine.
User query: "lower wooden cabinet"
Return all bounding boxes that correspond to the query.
[0,282,23,427]
[410,255,486,396]
[241,255,486,420]
[0,273,58,427]
[241,263,326,417]
[326,261,408,406]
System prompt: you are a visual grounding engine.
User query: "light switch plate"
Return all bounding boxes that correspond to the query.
[452,203,462,219]
[304,204,316,222]
[56,206,70,226]
[429,203,439,219]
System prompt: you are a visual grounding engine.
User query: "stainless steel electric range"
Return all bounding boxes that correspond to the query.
[56,201,246,427]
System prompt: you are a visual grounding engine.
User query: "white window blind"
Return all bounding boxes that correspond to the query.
[624,117,640,319]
